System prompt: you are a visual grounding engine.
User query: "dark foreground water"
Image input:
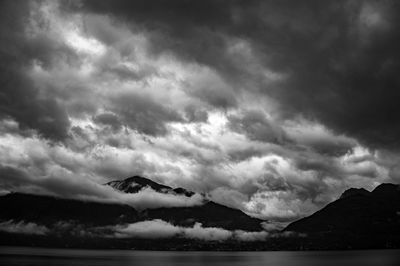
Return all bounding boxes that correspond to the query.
[0,247,399,266]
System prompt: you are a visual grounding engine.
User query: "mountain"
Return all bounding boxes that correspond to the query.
[107,175,263,231]
[105,175,195,197]
[0,176,264,233]
[285,183,400,236]
[339,187,370,199]
[1,180,400,250]
[144,201,262,231]
[0,193,139,226]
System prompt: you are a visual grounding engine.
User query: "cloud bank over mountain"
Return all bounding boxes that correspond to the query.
[0,218,288,242]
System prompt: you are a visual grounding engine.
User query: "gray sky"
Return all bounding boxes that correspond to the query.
[1,0,400,222]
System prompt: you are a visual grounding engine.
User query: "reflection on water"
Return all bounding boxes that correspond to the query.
[0,247,399,266]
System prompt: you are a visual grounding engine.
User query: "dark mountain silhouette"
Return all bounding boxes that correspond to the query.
[105,176,263,231]
[0,193,139,226]
[0,176,264,232]
[339,187,370,199]
[285,183,400,235]
[2,178,400,250]
[106,175,195,197]
[145,201,262,231]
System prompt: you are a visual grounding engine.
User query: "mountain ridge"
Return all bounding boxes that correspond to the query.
[105,175,195,197]
[284,183,400,234]
[0,175,264,232]
[1,178,400,250]
[339,187,370,199]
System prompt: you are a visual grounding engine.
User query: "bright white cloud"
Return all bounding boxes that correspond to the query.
[112,219,267,241]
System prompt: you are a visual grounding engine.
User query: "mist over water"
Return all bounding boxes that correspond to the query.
[0,247,399,266]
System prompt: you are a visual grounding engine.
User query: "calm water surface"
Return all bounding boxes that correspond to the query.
[0,247,399,266]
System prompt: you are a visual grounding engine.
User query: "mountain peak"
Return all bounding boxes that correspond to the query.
[106,175,195,197]
[372,183,399,192]
[339,187,370,199]
[339,184,400,199]
[285,182,400,235]
[371,183,400,197]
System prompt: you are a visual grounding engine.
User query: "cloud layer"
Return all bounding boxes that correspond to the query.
[0,219,288,242]
[0,220,49,235]
[0,0,400,222]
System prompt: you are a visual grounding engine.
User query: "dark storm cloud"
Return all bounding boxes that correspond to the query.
[297,135,355,157]
[0,166,29,192]
[68,0,262,90]
[227,146,264,162]
[102,63,157,81]
[285,120,358,157]
[0,75,71,141]
[183,106,208,123]
[186,82,238,110]
[294,153,378,179]
[228,110,287,144]
[74,0,400,150]
[0,0,72,141]
[93,113,122,131]
[110,92,184,136]
[259,0,400,150]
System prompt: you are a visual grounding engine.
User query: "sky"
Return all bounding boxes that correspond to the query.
[0,0,400,223]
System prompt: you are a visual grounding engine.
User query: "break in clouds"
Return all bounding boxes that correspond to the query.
[1,0,400,222]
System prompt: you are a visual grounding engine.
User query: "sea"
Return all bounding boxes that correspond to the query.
[0,247,399,266]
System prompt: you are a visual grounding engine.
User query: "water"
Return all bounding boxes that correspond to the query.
[0,247,399,266]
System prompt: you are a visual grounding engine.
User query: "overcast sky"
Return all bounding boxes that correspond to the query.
[1,0,400,222]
